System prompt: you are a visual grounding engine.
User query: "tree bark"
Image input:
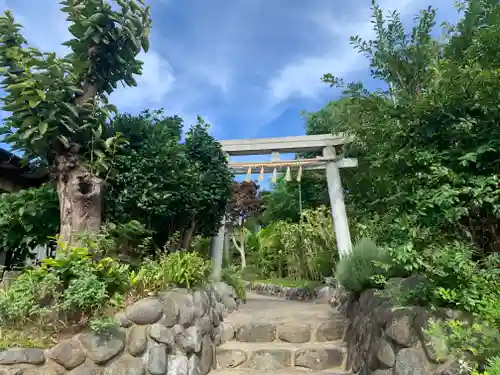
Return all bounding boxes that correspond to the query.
[54,152,103,246]
[181,217,196,250]
[231,229,246,269]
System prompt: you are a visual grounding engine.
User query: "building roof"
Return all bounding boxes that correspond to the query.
[0,148,49,182]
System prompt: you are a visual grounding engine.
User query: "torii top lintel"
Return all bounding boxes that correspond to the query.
[219,134,350,156]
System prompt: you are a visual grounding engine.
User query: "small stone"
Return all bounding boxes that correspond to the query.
[209,308,220,327]
[196,315,212,336]
[385,310,417,347]
[126,298,163,325]
[221,296,237,314]
[158,292,180,327]
[47,340,86,370]
[170,290,196,327]
[236,323,276,342]
[79,329,125,364]
[149,324,174,347]
[213,324,225,346]
[373,370,393,375]
[127,325,148,357]
[23,363,65,375]
[176,326,202,353]
[216,349,246,368]
[167,354,188,375]
[115,312,132,328]
[214,303,226,318]
[244,349,291,370]
[315,318,346,342]
[199,335,215,375]
[315,286,335,303]
[278,322,311,343]
[376,338,396,368]
[222,323,235,342]
[294,348,344,370]
[68,360,102,375]
[192,290,210,319]
[103,355,145,375]
[146,343,168,375]
[394,347,431,375]
[187,354,201,375]
[0,348,45,365]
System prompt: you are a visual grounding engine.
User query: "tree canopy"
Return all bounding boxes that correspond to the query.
[0,0,152,243]
[304,0,500,253]
[0,110,233,265]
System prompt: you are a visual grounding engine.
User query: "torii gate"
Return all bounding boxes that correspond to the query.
[211,134,358,280]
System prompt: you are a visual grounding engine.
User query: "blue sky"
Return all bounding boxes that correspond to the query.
[0,0,460,160]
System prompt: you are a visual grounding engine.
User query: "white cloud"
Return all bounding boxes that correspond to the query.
[0,0,175,114]
[1,0,463,141]
[110,51,176,110]
[266,0,427,105]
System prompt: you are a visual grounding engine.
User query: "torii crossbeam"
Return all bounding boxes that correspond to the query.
[210,134,357,280]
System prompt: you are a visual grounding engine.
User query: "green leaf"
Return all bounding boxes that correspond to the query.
[36,89,46,100]
[62,102,79,118]
[38,122,48,135]
[105,137,114,150]
[57,135,70,148]
[141,37,149,53]
[7,81,32,90]
[87,13,105,23]
[21,127,37,140]
[93,124,103,139]
[28,99,41,108]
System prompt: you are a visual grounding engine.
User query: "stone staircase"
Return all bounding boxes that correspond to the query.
[212,292,351,375]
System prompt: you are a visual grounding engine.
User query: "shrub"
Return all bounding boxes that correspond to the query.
[246,206,336,281]
[335,238,389,293]
[428,319,500,366]
[379,242,500,324]
[79,220,155,263]
[161,251,211,289]
[129,258,167,298]
[0,242,131,337]
[482,356,500,375]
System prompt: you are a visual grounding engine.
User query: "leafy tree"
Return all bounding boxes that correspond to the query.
[0,184,59,267]
[226,181,262,268]
[260,174,329,225]
[0,0,152,244]
[312,0,500,253]
[0,110,232,262]
[105,111,232,250]
[183,118,233,244]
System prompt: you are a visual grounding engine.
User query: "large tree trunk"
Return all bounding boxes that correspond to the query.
[55,152,103,246]
[181,216,196,250]
[231,229,247,270]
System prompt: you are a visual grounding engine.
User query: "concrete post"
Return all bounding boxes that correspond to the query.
[211,151,230,281]
[210,215,225,281]
[323,146,352,258]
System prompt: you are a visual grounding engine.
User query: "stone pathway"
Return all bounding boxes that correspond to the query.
[212,292,351,375]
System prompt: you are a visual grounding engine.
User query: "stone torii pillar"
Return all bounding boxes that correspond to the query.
[211,152,229,281]
[323,146,352,258]
[211,134,356,280]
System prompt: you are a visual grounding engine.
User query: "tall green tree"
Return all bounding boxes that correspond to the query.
[311,0,500,252]
[0,0,151,244]
[105,111,232,250]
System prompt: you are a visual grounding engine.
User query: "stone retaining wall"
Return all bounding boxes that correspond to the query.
[0,281,239,375]
[244,281,335,303]
[334,281,460,375]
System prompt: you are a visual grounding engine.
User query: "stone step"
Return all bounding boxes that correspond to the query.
[211,368,352,375]
[216,341,346,371]
[224,317,346,343]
